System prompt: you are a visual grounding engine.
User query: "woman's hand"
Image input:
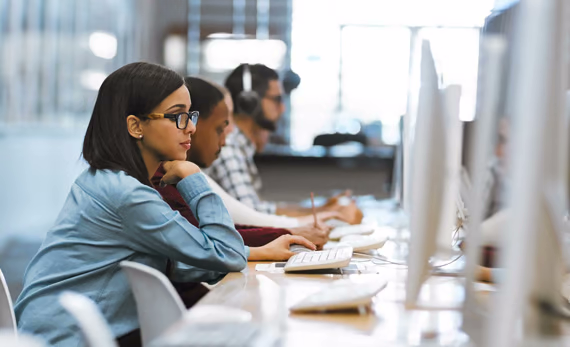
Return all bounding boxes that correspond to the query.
[248,235,316,261]
[160,161,201,187]
[321,191,363,225]
[287,224,331,249]
[336,201,364,225]
[323,190,351,207]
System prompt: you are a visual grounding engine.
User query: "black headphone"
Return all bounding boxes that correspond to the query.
[235,64,261,116]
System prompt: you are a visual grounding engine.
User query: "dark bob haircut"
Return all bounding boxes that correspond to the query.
[82,62,185,185]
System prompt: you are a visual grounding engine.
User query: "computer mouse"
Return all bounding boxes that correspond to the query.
[183,305,252,323]
[289,244,314,254]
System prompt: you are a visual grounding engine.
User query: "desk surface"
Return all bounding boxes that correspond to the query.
[198,262,471,345]
[154,201,570,346]
[153,200,494,346]
[159,246,496,346]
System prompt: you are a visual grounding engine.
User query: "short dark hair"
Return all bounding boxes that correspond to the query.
[224,64,279,112]
[185,77,225,119]
[82,62,185,186]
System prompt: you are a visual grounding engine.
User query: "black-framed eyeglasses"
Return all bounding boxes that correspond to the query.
[144,111,199,129]
[263,94,284,105]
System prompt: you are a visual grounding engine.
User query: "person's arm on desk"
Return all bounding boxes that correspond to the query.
[476,266,504,283]
[477,266,493,283]
[154,169,318,261]
[278,192,364,225]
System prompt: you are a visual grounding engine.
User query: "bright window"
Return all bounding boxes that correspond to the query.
[419,28,481,121]
[290,0,494,150]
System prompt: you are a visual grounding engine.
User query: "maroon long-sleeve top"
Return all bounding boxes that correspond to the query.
[152,165,290,247]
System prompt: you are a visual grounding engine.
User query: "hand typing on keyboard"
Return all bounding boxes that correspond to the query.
[248,235,316,261]
[289,244,314,254]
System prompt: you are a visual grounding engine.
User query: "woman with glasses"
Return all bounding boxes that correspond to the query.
[14,62,250,347]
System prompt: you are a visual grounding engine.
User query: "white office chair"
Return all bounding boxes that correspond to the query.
[120,261,185,346]
[59,292,118,347]
[0,331,45,347]
[0,270,17,335]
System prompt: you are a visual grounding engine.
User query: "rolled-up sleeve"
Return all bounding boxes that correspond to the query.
[119,172,247,273]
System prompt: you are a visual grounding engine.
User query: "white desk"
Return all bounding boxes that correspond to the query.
[153,200,491,346]
[155,249,489,346]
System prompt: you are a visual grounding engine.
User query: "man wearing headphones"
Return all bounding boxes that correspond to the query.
[207,63,362,222]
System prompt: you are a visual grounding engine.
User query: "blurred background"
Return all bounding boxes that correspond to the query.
[0,0,510,297]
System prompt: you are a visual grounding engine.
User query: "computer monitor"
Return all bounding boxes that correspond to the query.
[402,36,423,215]
[440,84,463,243]
[459,35,508,345]
[389,116,404,207]
[484,0,570,345]
[404,40,449,309]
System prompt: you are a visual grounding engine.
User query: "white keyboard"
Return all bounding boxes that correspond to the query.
[290,279,388,312]
[329,224,375,240]
[284,246,353,272]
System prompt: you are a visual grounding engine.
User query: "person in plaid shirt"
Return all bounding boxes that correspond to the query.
[208,64,363,223]
[208,125,276,213]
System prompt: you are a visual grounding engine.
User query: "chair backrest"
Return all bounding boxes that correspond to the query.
[0,270,17,335]
[120,261,185,346]
[0,330,46,347]
[59,292,118,347]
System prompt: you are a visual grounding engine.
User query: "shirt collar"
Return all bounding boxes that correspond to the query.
[231,126,256,158]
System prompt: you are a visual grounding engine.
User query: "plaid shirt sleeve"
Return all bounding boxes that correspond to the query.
[209,145,277,214]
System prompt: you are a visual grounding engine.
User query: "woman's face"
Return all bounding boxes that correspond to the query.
[139,85,195,162]
[188,100,229,168]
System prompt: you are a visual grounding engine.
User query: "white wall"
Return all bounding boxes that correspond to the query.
[0,128,87,246]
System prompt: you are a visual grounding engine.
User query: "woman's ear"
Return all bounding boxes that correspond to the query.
[126,115,144,139]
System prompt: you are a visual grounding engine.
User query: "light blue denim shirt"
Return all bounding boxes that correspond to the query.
[15,169,248,347]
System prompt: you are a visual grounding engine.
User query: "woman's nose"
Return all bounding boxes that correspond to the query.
[185,121,196,135]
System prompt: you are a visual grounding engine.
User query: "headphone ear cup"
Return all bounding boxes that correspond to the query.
[237,91,261,116]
